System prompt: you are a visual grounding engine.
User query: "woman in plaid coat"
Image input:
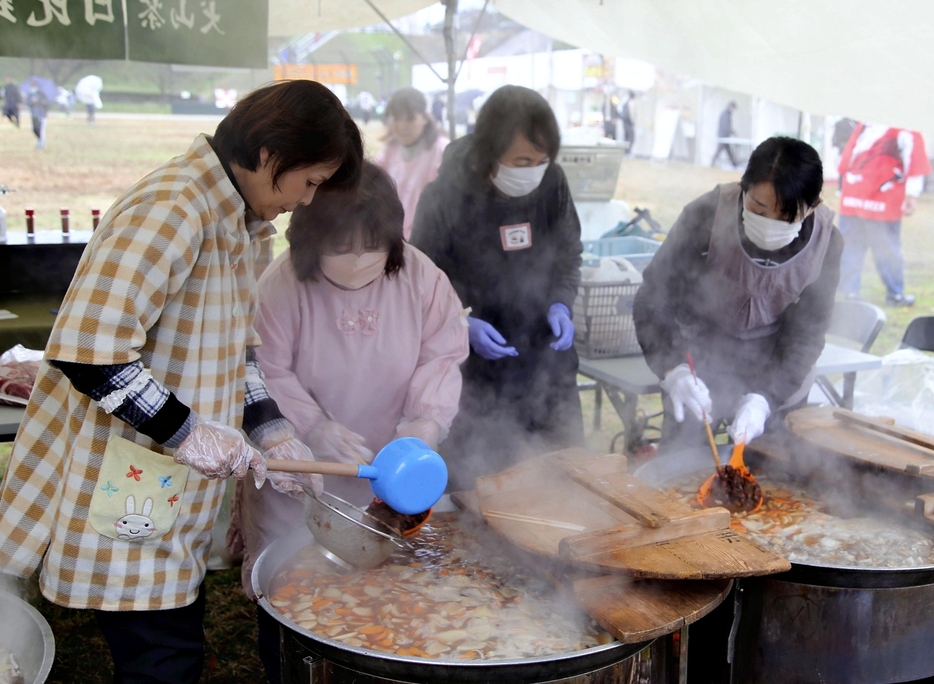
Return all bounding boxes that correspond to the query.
[0,81,363,683]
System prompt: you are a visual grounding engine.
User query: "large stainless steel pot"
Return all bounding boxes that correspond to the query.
[635,447,934,684]
[0,589,55,684]
[252,523,653,684]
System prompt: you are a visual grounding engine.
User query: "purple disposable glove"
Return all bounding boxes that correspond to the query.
[547,303,575,351]
[467,316,518,360]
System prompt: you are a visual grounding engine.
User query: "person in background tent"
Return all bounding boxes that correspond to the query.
[2,77,21,128]
[831,117,857,195]
[431,94,445,125]
[836,123,930,307]
[25,80,49,150]
[620,89,637,153]
[410,84,584,491]
[710,101,738,168]
[357,90,376,125]
[375,87,449,240]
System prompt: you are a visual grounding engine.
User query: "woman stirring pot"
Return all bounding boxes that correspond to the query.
[233,162,468,682]
[633,136,842,450]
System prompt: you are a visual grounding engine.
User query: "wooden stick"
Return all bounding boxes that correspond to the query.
[265,459,360,477]
[832,409,934,454]
[687,352,722,471]
[484,510,587,532]
[704,420,723,470]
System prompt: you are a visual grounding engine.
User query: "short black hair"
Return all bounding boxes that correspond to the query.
[470,85,560,180]
[213,80,363,192]
[741,136,823,222]
[386,87,438,146]
[287,162,405,282]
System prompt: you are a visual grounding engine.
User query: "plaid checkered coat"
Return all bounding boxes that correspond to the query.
[0,134,273,610]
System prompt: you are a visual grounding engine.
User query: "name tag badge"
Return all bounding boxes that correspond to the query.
[499,223,533,251]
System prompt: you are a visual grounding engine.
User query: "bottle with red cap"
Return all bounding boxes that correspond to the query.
[25,208,35,239]
[60,208,70,238]
[91,208,101,231]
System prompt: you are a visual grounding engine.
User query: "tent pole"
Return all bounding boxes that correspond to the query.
[362,0,447,84]
[443,0,458,140]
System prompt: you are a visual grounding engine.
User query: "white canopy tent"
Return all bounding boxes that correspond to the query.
[268,0,465,137]
[268,0,436,36]
[492,0,934,134]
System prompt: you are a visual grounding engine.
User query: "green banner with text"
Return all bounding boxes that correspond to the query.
[0,0,127,60]
[0,0,268,67]
[127,0,267,68]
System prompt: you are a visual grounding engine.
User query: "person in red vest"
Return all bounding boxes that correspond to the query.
[837,123,930,306]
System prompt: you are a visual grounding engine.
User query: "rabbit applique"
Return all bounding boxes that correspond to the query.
[114,495,156,541]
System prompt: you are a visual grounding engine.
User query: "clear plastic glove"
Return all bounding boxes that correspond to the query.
[395,418,443,451]
[467,316,518,360]
[175,420,264,483]
[727,393,771,444]
[258,426,324,498]
[547,303,575,351]
[659,363,713,423]
[305,420,373,466]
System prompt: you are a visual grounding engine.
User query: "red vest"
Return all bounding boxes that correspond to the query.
[838,125,930,222]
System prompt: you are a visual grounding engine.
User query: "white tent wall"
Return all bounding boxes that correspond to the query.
[411,49,588,97]
[491,0,934,135]
[268,0,436,36]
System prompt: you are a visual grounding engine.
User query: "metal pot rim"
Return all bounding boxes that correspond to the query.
[0,588,55,684]
[256,594,631,668]
[252,525,648,678]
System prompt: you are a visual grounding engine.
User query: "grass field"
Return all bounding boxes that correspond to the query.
[1,113,933,682]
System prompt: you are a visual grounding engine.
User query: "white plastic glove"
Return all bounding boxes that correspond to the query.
[175,420,265,484]
[395,418,443,451]
[727,393,771,444]
[305,420,374,466]
[659,363,713,423]
[258,425,324,498]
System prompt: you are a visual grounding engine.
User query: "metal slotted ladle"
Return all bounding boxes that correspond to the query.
[303,489,409,570]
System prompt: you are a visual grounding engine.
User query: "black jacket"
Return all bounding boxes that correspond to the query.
[410,136,585,477]
[633,185,843,410]
[410,136,582,358]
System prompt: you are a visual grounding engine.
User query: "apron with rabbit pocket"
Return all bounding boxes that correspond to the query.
[89,435,190,542]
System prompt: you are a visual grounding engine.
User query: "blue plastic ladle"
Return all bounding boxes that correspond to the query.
[265,437,447,514]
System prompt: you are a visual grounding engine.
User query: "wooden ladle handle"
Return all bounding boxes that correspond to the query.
[265,458,360,477]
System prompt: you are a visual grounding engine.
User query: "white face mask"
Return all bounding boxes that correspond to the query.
[491,162,548,198]
[741,197,807,251]
[320,251,388,290]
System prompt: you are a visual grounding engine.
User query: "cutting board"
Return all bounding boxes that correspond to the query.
[750,408,934,528]
[474,449,789,580]
[450,489,733,644]
[786,406,934,477]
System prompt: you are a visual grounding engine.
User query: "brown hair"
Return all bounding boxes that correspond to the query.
[287,162,405,282]
[385,87,438,147]
[213,80,363,191]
